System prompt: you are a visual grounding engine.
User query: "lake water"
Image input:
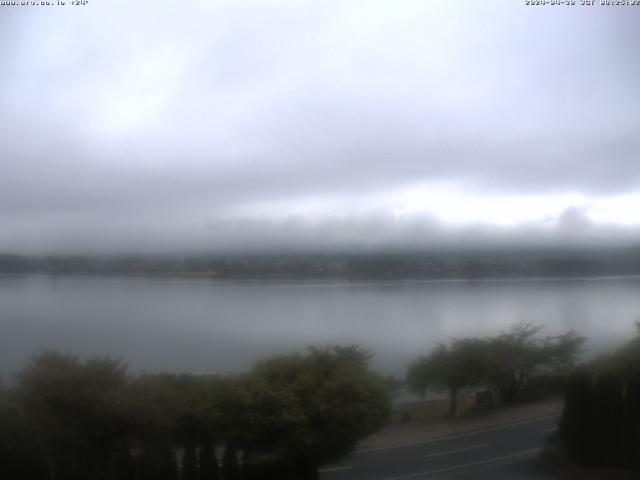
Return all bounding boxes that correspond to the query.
[2,274,640,378]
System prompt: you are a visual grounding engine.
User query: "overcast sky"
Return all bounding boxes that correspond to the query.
[1,0,639,254]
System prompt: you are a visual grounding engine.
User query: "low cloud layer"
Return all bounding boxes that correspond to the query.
[1,1,639,254]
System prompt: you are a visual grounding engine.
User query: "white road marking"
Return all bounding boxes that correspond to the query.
[356,413,560,454]
[318,466,351,473]
[383,448,542,480]
[423,443,488,459]
[541,427,557,433]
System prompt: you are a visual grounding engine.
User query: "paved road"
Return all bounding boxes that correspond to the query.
[319,414,561,480]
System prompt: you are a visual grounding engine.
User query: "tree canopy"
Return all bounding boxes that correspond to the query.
[407,323,585,412]
[241,346,389,471]
[1,346,389,480]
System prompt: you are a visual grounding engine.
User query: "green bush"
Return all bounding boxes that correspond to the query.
[0,346,390,480]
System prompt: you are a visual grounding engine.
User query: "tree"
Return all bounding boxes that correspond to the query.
[407,339,491,416]
[198,438,220,480]
[239,345,390,479]
[0,381,48,480]
[407,324,585,412]
[126,373,215,480]
[14,351,131,480]
[558,326,640,469]
[486,324,584,403]
[591,322,640,379]
[3,346,389,480]
[222,444,241,480]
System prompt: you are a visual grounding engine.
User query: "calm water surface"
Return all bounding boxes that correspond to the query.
[2,274,640,376]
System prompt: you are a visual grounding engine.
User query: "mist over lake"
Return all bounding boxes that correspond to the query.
[2,274,639,378]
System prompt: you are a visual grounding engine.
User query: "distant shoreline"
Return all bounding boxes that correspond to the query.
[2,248,640,282]
[3,271,640,287]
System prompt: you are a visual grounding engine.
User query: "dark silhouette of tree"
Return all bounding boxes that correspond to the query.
[198,439,220,480]
[156,445,178,480]
[222,444,241,480]
[0,382,47,479]
[2,346,390,480]
[407,324,585,411]
[558,325,640,469]
[14,352,131,480]
[182,442,197,480]
[407,338,491,415]
[487,324,584,403]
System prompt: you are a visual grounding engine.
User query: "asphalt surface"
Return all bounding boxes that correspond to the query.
[319,414,562,480]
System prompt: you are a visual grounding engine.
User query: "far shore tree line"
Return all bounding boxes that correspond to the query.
[3,247,640,279]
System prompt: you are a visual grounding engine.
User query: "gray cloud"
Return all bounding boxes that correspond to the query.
[1,1,639,253]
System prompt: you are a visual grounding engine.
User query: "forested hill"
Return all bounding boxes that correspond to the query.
[2,247,640,280]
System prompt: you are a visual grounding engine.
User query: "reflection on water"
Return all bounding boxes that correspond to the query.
[1,274,639,376]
